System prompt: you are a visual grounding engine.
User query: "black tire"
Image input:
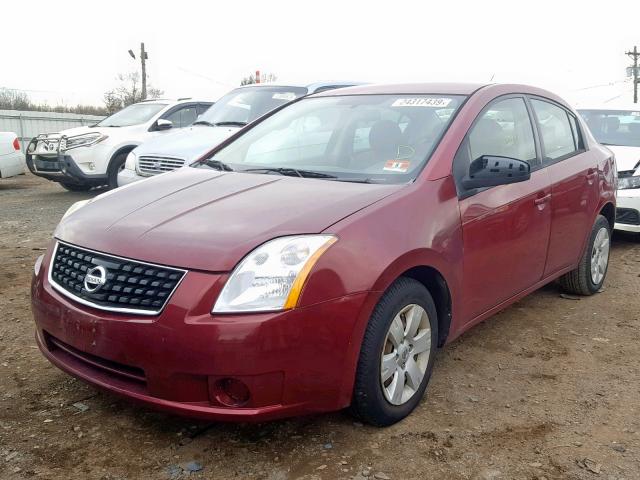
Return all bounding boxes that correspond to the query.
[558,214,611,295]
[60,183,92,192]
[107,152,128,189]
[351,277,438,427]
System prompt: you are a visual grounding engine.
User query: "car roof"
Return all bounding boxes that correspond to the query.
[233,81,364,92]
[311,82,488,97]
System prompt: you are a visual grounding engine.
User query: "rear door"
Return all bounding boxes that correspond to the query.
[528,97,598,276]
[454,96,552,322]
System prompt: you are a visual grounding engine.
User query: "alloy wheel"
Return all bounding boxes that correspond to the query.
[590,226,610,285]
[380,304,432,406]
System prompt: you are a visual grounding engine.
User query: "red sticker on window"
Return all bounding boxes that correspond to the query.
[383,160,410,172]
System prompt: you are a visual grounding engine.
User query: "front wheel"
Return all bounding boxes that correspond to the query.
[351,277,438,426]
[559,214,611,295]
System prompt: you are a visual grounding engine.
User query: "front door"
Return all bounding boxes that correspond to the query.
[454,96,552,322]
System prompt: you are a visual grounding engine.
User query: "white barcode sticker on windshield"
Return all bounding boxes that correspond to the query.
[272,92,297,101]
[392,97,452,108]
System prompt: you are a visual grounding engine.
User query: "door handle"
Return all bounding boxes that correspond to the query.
[586,168,598,180]
[534,193,552,206]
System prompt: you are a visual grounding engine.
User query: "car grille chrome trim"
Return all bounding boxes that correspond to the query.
[48,240,187,316]
[137,155,186,176]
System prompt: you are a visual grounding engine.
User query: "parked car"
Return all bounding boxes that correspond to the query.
[25,99,213,191]
[578,105,640,233]
[0,132,25,179]
[32,83,615,426]
[118,82,361,186]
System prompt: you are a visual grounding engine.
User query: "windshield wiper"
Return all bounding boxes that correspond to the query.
[213,121,248,127]
[243,167,337,179]
[331,177,387,184]
[201,159,234,171]
[192,120,216,127]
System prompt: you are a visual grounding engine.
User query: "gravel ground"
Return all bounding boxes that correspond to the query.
[1,173,639,480]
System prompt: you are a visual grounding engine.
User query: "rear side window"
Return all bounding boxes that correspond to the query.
[530,99,578,161]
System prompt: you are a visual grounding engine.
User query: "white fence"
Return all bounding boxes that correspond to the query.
[0,110,105,151]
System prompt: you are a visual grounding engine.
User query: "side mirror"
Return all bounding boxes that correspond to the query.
[155,119,173,131]
[462,155,531,190]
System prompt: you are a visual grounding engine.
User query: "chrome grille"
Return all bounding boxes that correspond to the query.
[137,155,186,176]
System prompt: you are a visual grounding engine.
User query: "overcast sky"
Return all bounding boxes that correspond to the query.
[3,0,639,107]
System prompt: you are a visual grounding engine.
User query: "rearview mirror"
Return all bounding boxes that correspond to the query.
[462,155,530,190]
[156,119,173,131]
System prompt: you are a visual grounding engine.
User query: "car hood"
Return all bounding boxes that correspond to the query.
[56,167,402,272]
[606,145,640,173]
[134,125,238,162]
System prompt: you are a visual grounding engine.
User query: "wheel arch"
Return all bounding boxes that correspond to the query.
[401,266,452,347]
[599,201,615,230]
[108,145,139,170]
[368,250,458,348]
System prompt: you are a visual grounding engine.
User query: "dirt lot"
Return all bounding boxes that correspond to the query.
[1,173,639,480]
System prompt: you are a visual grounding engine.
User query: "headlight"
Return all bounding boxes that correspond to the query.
[213,235,337,313]
[62,133,108,151]
[125,151,137,170]
[61,199,91,220]
[618,175,640,190]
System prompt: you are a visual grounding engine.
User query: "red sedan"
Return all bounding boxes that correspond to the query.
[31,83,616,426]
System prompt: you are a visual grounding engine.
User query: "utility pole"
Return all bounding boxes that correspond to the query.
[140,42,148,100]
[626,45,639,103]
[128,42,149,100]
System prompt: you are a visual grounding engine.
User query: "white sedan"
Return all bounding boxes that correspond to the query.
[0,132,26,179]
[578,105,640,233]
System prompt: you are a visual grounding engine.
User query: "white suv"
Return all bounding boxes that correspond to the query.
[26,99,213,191]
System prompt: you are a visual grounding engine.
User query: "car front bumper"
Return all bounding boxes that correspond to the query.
[615,188,640,233]
[31,246,370,421]
[26,152,108,187]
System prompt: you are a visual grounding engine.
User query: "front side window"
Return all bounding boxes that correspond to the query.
[578,109,640,147]
[164,105,197,128]
[453,97,537,190]
[96,103,168,127]
[197,86,308,126]
[196,94,466,184]
[531,99,578,160]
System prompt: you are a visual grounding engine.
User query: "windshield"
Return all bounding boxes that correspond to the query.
[195,94,466,184]
[578,109,640,147]
[97,103,167,127]
[197,86,308,126]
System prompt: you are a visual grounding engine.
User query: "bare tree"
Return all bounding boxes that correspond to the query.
[240,72,278,86]
[103,72,163,113]
[0,87,107,115]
